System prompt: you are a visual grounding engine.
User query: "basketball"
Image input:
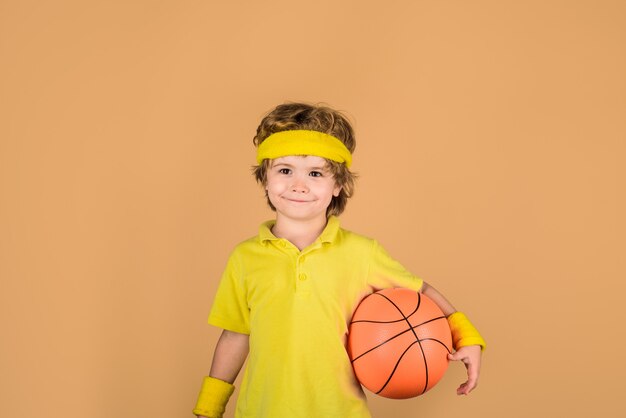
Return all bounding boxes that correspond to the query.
[347,288,453,399]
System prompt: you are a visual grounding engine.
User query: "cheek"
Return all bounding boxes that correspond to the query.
[265,185,282,207]
[266,177,285,194]
[321,184,340,201]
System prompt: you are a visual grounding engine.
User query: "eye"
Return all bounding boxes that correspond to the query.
[309,171,323,177]
[278,168,292,175]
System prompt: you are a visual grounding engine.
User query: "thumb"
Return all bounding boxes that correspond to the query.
[448,351,463,361]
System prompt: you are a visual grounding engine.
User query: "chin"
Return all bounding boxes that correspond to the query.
[277,209,327,221]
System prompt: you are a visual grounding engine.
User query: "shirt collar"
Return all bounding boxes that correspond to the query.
[258,216,341,245]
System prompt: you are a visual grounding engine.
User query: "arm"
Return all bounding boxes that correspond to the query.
[420,281,456,316]
[420,281,484,396]
[194,330,249,418]
[210,329,249,383]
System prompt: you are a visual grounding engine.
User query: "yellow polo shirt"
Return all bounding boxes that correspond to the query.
[208,216,423,418]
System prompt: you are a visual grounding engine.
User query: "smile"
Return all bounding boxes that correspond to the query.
[284,198,313,203]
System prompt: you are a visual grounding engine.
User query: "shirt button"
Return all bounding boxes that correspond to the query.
[299,273,308,281]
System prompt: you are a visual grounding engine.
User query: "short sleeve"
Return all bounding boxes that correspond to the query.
[207,250,250,335]
[366,240,423,292]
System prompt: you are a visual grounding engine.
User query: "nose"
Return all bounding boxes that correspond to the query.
[291,176,309,193]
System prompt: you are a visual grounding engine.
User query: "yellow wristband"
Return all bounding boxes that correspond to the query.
[192,376,235,418]
[447,312,486,351]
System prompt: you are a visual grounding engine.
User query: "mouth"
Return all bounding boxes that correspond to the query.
[284,198,313,203]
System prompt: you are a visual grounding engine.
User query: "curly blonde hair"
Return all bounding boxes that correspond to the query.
[252,102,357,217]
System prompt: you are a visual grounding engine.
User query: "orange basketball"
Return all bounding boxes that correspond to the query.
[347,288,453,399]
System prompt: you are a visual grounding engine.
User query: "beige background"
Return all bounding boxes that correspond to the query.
[1,1,624,417]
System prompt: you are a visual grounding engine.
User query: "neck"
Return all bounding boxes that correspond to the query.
[271,215,328,251]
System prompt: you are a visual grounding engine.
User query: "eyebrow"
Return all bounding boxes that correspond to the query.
[272,162,328,171]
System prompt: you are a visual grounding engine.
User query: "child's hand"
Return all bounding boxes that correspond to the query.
[447,345,482,395]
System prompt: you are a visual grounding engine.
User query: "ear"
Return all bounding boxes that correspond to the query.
[333,184,342,197]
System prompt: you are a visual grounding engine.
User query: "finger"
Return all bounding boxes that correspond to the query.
[463,362,479,394]
[456,381,468,396]
[464,375,478,394]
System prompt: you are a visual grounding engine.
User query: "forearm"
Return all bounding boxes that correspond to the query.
[194,330,249,418]
[420,281,485,395]
[420,281,456,316]
[420,281,485,350]
[209,329,249,383]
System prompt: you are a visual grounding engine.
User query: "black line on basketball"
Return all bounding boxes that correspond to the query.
[351,326,415,363]
[351,296,447,363]
[351,317,411,325]
[412,315,447,329]
[416,338,429,395]
[376,292,430,395]
[375,291,421,341]
[350,316,447,362]
[375,341,423,395]
[351,292,419,361]
[419,338,453,354]
[350,295,422,325]
[410,313,449,391]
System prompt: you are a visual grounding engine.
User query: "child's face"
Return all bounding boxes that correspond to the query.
[266,155,342,223]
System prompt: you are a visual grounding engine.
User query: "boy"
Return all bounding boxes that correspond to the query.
[193,103,485,418]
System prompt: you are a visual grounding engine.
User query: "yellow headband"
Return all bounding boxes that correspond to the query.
[256,130,352,168]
